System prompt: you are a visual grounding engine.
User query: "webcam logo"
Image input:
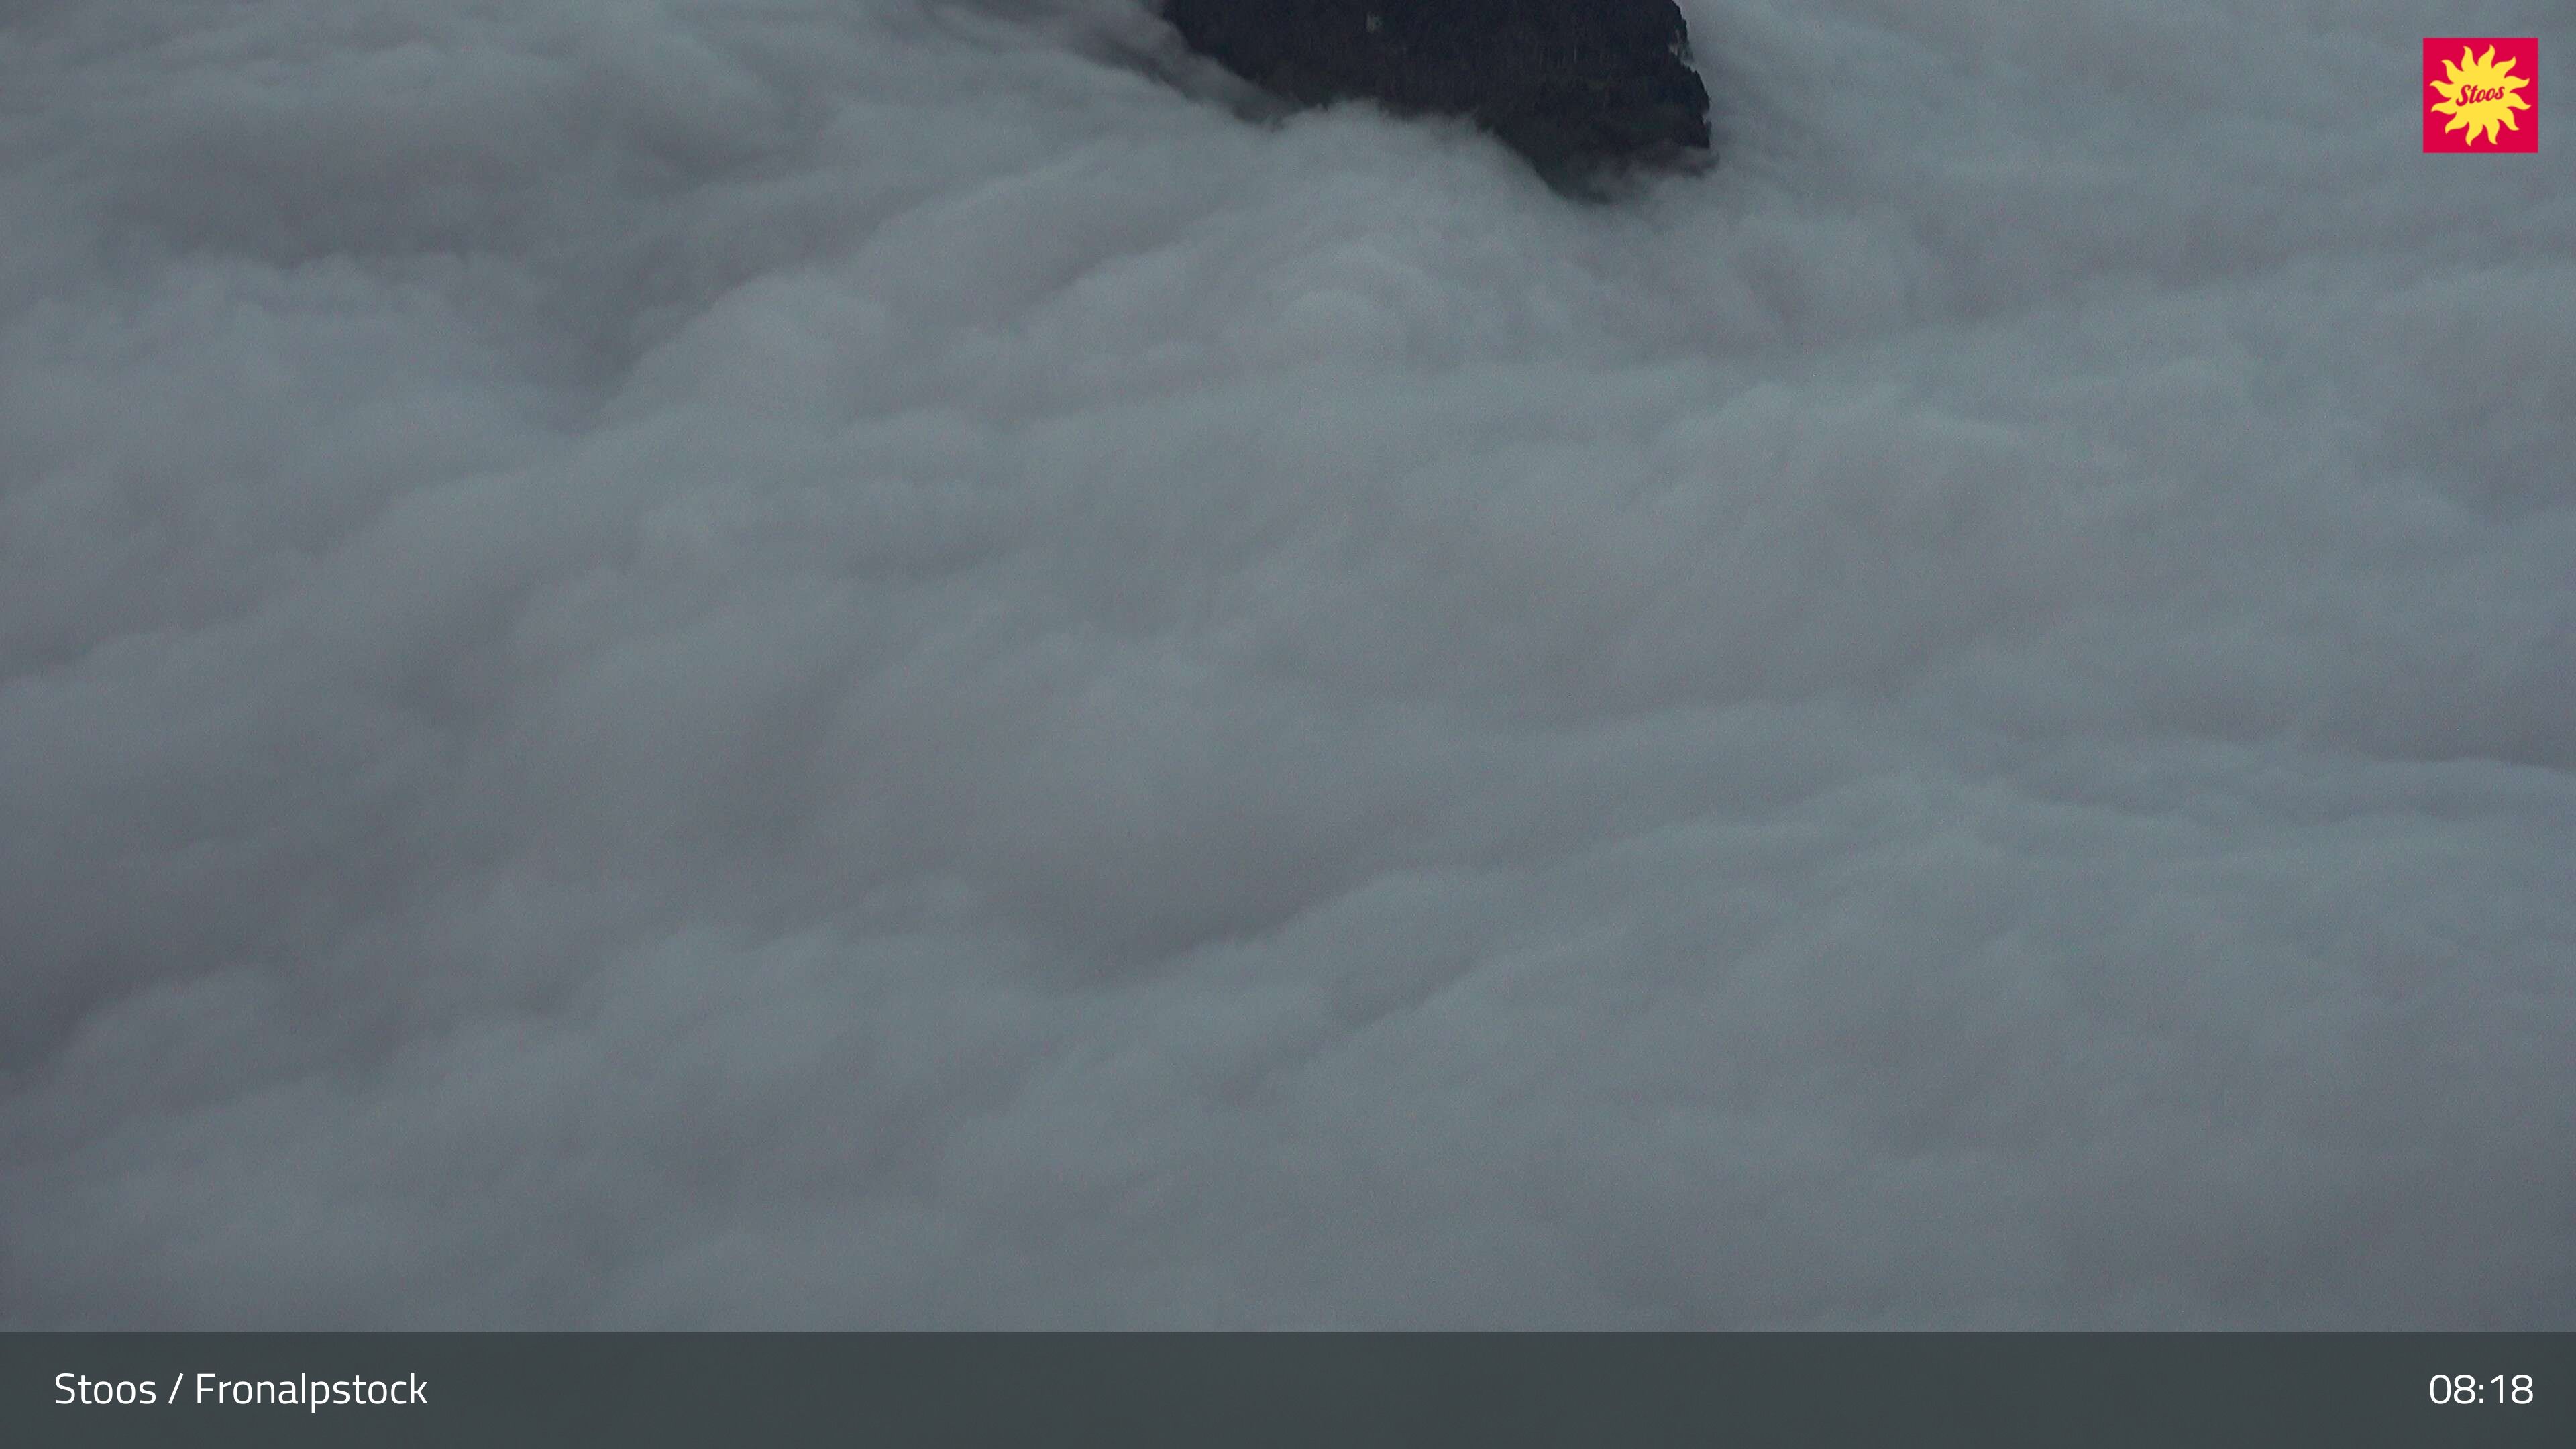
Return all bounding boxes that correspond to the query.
[2423,38,2536,151]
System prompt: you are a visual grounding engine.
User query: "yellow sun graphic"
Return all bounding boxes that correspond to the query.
[2428,45,2532,146]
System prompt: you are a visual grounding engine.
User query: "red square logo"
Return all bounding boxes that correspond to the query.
[2424,37,2538,151]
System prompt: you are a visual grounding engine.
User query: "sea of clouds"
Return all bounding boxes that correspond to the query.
[1,0,2569,1326]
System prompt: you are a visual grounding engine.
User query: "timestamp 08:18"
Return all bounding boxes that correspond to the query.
[2428,1374,2535,1406]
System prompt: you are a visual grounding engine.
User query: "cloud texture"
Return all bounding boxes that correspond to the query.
[1,1,2570,1326]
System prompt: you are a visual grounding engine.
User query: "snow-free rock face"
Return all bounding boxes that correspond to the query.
[1161,0,1713,184]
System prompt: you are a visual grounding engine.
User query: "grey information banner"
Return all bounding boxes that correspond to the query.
[5,1332,2570,1448]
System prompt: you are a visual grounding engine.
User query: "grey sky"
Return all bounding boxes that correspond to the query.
[1,1,2569,1326]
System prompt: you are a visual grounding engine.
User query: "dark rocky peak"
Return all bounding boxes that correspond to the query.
[1160,0,1713,189]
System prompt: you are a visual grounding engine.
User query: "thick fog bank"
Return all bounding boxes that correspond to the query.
[1,1,2569,1326]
